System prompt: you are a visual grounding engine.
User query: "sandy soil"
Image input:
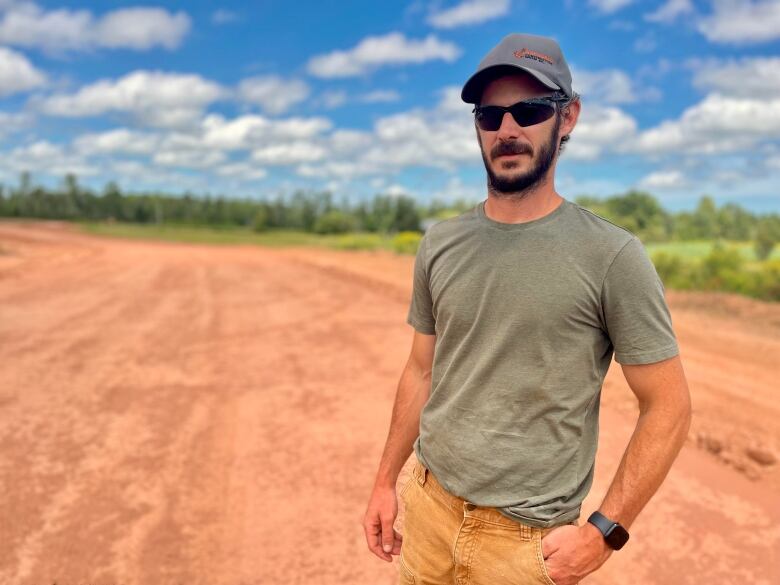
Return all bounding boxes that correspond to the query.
[0,220,778,585]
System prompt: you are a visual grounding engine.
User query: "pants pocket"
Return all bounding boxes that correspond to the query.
[398,554,416,584]
[534,529,558,585]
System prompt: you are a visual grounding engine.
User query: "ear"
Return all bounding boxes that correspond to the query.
[560,98,580,136]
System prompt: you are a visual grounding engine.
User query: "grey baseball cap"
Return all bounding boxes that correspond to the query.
[461,33,574,104]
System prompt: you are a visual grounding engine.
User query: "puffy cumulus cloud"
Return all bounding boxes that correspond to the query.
[564,104,639,160]
[636,169,691,190]
[306,32,460,78]
[697,0,780,44]
[3,139,96,176]
[237,75,310,115]
[35,70,227,129]
[688,55,780,97]
[587,0,635,14]
[73,128,161,155]
[200,113,332,150]
[0,46,45,96]
[153,149,226,169]
[0,110,33,137]
[0,3,190,52]
[215,162,267,181]
[627,93,780,156]
[251,143,328,165]
[571,66,661,104]
[349,85,477,172]
[643,0,694,23]
[427,0,510,29]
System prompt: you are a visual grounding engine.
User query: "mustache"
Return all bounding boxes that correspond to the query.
[493,141,532,158]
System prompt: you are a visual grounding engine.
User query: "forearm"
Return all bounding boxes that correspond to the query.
[374,364,431,489]
[596,404,692,531]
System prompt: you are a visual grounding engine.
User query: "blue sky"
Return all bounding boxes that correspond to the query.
[0,0,779,212]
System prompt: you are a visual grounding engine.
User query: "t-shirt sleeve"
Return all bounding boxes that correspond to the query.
[406,234,436,335]
[601,236,680,365]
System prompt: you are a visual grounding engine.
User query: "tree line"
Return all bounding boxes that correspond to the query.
[0,172,778,258]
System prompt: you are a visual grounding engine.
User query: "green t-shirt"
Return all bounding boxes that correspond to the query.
[407,197,679,528]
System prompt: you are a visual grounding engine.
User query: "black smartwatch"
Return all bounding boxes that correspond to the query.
[587,511,630,550]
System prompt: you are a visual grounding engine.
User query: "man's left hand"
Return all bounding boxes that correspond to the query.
[539,522,614,585]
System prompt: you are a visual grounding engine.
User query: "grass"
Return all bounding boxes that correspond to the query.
[76,220,402,252]
[645,239,780,262]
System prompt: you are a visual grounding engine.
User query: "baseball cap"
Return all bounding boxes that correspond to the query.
[461,33,574,104]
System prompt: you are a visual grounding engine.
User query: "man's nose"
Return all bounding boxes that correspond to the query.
[496,111,523,139]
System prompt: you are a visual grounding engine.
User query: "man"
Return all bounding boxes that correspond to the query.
[363,33,692,585]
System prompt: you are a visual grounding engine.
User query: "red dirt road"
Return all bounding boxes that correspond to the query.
[1,220,778,585]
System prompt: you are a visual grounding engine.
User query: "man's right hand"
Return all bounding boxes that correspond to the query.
[363,485,403,562]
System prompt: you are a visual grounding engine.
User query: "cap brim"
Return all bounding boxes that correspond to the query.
[461,64,560,104]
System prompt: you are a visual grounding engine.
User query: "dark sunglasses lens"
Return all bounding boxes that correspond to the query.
[511,103,555,126]
[476,103,555,130]
[475,107,504,131]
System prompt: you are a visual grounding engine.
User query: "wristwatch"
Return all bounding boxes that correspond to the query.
[587,511,630,550]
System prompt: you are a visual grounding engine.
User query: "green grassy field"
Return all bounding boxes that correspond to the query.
[78,221,779,261]
[645,240,780,262]
[76,221,403,251]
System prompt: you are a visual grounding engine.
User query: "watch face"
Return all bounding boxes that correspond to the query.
[605,524,630,550]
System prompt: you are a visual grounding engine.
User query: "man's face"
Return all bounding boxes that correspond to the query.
[475,73,564,198]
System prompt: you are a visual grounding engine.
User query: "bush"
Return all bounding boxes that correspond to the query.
[332,233,383,250]
[313,210,357,234]
[251,208,269,232]
[392,231,423,254]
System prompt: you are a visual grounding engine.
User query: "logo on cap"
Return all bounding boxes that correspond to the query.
[513,48,554,66]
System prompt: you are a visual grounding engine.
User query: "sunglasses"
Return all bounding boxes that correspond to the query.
[472,95,569,131]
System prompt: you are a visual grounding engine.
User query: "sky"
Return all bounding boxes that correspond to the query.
[0,0,779,212]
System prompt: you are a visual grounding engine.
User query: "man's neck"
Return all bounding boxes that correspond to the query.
[484,190,565,224]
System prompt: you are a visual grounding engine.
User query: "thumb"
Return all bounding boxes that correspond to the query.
[381,514,395,553]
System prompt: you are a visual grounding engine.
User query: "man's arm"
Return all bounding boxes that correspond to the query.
[594,354,693,532]
[363,329,435,562]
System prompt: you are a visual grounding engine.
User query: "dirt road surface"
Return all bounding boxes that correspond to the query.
[1,220,778,585]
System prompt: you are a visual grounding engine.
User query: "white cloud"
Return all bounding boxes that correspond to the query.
[571,67,650,104]
[153,149,226,169]
[427,0,510,29]
[73,128,160,155]
[0,46,45,96]
[0,110,33,140]
[626,93,780,156]
[697,0,780,44]
[237,75,310,115]
[637,169,690,189]
[644,0,695,23]
[0,3,190,52]
[306,32,461,78]
[688,56,780,97]
[3,140,96,176]
[588,0,635,14]
[251,143,328,165]
[36,70,227,129]
[565,104,639,160]
[215,162,267,181]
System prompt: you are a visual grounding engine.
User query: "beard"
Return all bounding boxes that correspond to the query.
[478,111,562,199]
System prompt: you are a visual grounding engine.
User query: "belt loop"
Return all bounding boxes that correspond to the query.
[415,461,427,486]
[520,524,533,540]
